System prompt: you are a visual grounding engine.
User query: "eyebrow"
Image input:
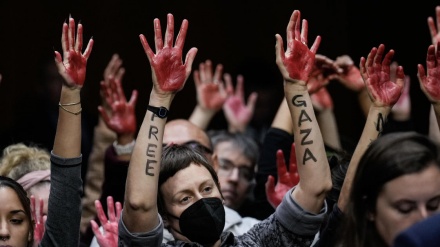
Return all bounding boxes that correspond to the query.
[218,158,252,167]
[10,209,26,215]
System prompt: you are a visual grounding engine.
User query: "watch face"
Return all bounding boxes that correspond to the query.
[158,107,168,118]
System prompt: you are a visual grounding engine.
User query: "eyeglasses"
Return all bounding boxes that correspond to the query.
[163,140,213,155]
[217,158,254,182]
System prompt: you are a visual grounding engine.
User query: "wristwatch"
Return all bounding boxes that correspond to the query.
[147,105,169,118]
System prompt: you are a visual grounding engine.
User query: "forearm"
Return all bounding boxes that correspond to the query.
[316,108,341,151]
[53,86,82,158]
[188,104,216,130]
[123,93,169,233]
[358,88,371,118]
[285,83,332,214]
[271,98,293,134]
[338,105,390,211]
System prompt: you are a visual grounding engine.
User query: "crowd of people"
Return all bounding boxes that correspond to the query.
[0,5,440,247]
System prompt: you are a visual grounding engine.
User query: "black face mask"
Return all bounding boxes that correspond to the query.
[168,197,225,245]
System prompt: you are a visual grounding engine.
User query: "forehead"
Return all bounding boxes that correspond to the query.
[379,165,440,201]
[161,163,215,197]
[164,122,211,148]
[215,141,252,165]
[0,186,25,212]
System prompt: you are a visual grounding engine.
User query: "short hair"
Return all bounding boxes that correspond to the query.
[0,176,34,246]
[158,144,221,216]
[338,131,440,247]
[208,130,260,169]
[0,143,50,180]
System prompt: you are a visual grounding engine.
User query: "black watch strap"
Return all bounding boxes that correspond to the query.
[147,105,169,118]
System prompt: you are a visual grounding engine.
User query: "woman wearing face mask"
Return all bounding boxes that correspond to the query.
[119,10,332,247]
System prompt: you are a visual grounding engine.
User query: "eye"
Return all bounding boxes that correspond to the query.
[180,196,191,204]
[202,186,213,194]
[427,197,440,211]
[10,218,24,225]
[395,202,416,214]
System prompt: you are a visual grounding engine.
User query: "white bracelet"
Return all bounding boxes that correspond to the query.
[112,140,135,155]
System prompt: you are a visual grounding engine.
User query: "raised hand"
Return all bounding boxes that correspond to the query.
[91,196,122,247]
[31,195,46,247]
[265,143,300,209]
[390,62,411,121]
[100,54,126,114]
[140,13,197,95]
[360,44,404,108]
[54,16,94,89]
[222,73,258,133]
[307,54,341,94]
[334,55,365,92]
[98,75,138,135]
[418,42,440,104]
[193,59,228,111]
[428,6,440,47]
[311,86,333,112]
[275,10,321,85]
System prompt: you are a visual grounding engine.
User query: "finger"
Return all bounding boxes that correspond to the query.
[436,6,440,33]
[75,23,83,52]
[140,34,154,64]
[95,200,108,225]
[39,198,44,223]
[205,60,213,82]
[54,51,65,72]
[359,57,367,80]
[104,54,120,79]
[246,92,258,112]
[175,19,188,49]
[366,47,378,76]
[286,10,296,43]
[164,13,175,47]
[275,34,286,68]
[427,44,436,70]
[276,149,288,181]
[395,66,405,89]
[428,16,437,41]
[235,75,244,98]
[293,10,301,41]
[68,17,75,51]
[213,64,224,83]
[310,36,321,55]
[114,78,126,102]
[382,49,395,73]
[115,67,125,82]
[223,73,234,95]
[184,48,198,77]
[83,38,94,60]
[374,44,385,69]
[90,220,102,237]
[115,201,123,220]
[193,70,201,87]
[128,90,139,107]
[61,22,68,54]
[300,19,308,45]
[30,195,36,220]
[107,196,116,223]
[265,175,276,195]
[154,18,164,51]
[417,64,427,86]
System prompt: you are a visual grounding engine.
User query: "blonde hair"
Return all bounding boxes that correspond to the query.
[0,143,50,180]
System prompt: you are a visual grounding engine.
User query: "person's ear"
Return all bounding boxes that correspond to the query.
[211,152,219,172]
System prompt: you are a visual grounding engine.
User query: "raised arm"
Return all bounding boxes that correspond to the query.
[222,73,258,133]
[418,42,440,137]
[122,13,197,233]
[275,9,331,213]
[43,16,93,247]
[188,59,228,129]
[338,44,404,211]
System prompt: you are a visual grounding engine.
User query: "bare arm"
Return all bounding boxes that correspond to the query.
[122,14,197,233]
[338,44,404,211]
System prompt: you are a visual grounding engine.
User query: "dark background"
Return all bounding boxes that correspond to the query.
[0,0,438,156]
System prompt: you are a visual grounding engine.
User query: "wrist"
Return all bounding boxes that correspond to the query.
[113,139,135,156]
[117,133,135,145]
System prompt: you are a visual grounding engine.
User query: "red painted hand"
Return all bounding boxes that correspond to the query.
[54,17,94,89]
[307,54,341,94]
[428,6,440,47]
[140,14,197,94]
[418,43,440,104]
[335,55,365,92]
[223,73,258,132]
[31,195,46,247]
[101,54,126,113]
[311,87,333,111]
[275,10,321,84]
[265,143,300,209]
[91,196,122,247]
[360,44,404,107]
[98,76,138,135]
[193,59,228,110]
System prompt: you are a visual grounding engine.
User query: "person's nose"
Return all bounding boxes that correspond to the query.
[0,219,10,241]
[228,167,240,182]
[418,206,429,220]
